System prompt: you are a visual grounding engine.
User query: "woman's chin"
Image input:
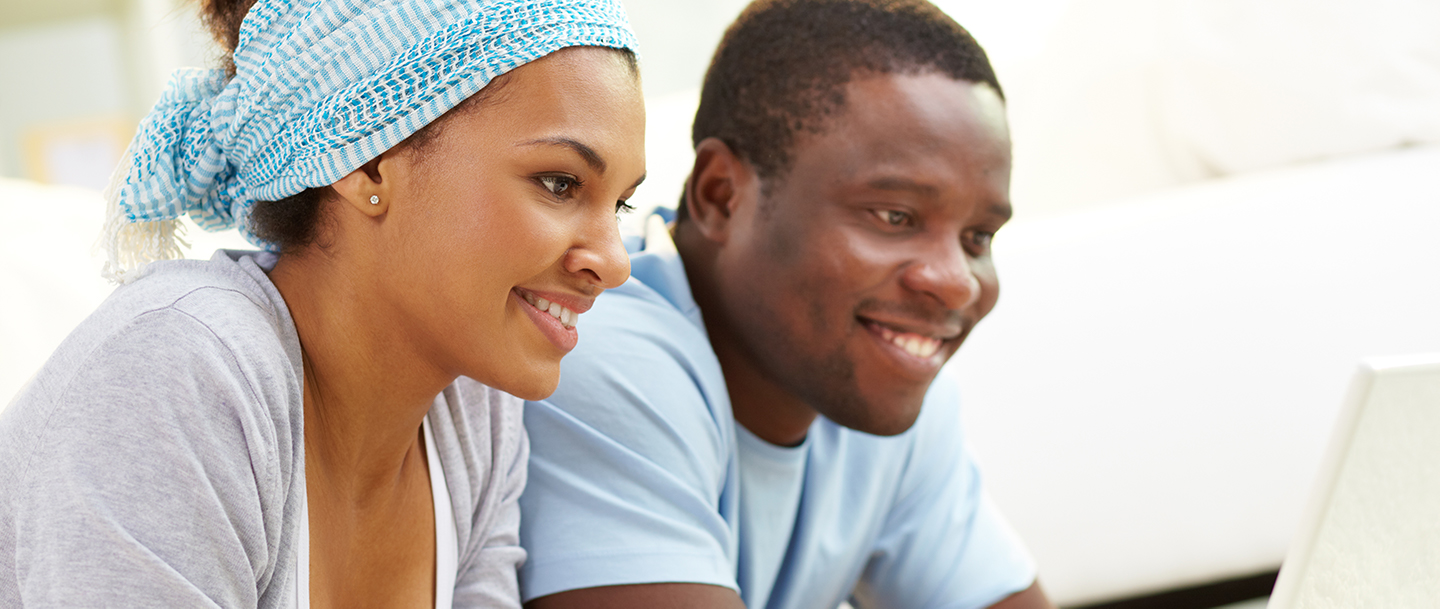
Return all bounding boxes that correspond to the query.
[479,367,560,402]
[506,382,559,402]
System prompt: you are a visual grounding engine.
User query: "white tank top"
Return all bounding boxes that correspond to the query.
[294,417,459,608]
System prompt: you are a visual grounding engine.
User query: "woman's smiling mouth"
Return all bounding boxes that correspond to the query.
[514,288,594,352]
[520,291,580,328]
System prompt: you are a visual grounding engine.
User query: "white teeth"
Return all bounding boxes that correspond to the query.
[522,293,579,329]
[875,325,941,359]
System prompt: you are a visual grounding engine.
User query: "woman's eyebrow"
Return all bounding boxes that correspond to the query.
[520,137,607,173]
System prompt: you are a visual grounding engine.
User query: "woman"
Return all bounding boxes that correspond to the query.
[0,0,645,606]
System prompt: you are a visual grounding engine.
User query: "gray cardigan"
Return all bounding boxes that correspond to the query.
[0,250,527,608]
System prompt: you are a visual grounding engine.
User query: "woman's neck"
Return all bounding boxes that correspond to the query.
[268,250,450,494]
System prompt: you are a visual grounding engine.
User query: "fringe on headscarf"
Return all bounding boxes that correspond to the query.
[98,143,189,284]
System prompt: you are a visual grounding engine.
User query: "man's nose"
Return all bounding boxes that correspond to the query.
[900,240,981,311]
[565,214,632,291]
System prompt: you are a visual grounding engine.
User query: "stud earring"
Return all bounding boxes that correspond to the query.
[369,195,380,205]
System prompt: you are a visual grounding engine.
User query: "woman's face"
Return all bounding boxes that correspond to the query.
[369,47,645,400]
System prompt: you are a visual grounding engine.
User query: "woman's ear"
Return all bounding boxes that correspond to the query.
[684,137,757,244]
[330,156,391,217]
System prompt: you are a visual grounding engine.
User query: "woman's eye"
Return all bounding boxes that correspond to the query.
[872,209,912,227]
[616,200,636,215]
[539,175,576,197]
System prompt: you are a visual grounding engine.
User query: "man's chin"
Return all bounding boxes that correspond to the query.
[818,397,925,437]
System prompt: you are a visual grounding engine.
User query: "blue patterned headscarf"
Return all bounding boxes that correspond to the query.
[102,0,638,282]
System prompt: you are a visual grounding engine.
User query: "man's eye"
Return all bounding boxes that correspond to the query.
[873,209,912,226]
[539,176,577,197]
[970,231,995,252]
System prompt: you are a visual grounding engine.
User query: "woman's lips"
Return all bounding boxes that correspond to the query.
[518,290,581,329]
[513,288,592,352]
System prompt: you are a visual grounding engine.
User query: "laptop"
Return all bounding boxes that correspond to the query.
[1268,353,1440,608]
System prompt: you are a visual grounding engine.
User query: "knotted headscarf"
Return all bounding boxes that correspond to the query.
[102,0,638,282]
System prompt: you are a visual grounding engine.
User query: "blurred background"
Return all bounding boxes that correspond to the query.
[2,0,1438,607]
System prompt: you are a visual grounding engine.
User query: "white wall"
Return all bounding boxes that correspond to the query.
[0,0,213,188]
[620,0,749,99]
[617,0,1440,223]
[119,0,215,116]
[0,17,129,184]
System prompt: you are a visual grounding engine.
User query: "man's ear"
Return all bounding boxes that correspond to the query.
[684,137,755,244]
[330,155,396,218]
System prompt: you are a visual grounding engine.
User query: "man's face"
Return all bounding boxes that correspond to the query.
[715,73,1011,435]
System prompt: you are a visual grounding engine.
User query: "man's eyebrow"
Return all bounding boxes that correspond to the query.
[520,137,606,173]
[866,176,939,197]
[869,176,1013,220]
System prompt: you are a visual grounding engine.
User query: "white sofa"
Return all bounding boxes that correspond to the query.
[946,143,1440,605]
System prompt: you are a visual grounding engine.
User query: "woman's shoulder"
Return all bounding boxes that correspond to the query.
[3,250,305,488]
[112,250,295,348]
[0,255,307,605]
[43,250,299,392]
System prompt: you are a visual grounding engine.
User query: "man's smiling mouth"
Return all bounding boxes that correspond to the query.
[858,316,961,361]
[871,323,942,358]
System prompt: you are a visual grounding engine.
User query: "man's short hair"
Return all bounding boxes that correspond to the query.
[685,0,1002,211]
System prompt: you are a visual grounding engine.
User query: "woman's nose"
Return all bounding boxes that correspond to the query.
[565,213,632,290]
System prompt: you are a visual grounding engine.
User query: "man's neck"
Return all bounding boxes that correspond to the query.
[711,339,819,448]
[675,222,818,447]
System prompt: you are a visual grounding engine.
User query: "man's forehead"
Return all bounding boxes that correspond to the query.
[836,73,1007,137]
[781,75,1010,169]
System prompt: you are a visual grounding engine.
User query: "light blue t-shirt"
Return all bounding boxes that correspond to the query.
[519,233,1036,609]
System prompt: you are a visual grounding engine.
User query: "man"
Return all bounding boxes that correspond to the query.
[518,1,1055,607]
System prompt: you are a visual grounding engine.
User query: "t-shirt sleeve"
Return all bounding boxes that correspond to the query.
[852,376,1037,609]
[6,310,289,607]
[518,290,737,602]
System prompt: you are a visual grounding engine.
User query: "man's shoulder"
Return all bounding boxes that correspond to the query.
[528,251,737,485]
[592,249,702,331]
[559,251,724,406]
[518,252,743,603]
